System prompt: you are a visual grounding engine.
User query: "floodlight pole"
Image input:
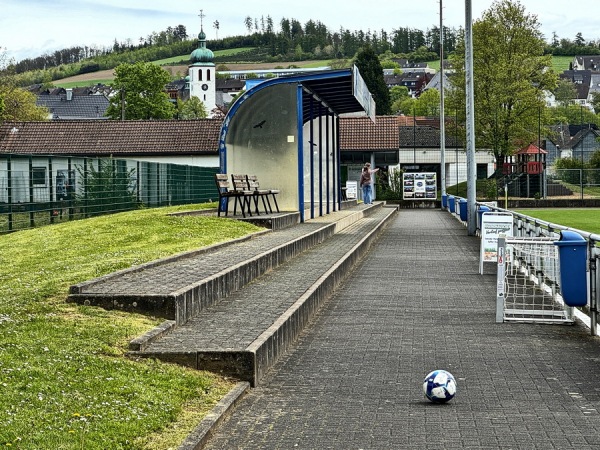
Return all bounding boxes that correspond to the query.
[439,0,446,206]
[465,0,477,235]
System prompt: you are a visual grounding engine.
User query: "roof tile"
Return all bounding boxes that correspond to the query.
[339,116,398,151]
[0,120,221,156]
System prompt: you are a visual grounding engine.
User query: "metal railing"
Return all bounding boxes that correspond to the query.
[445,196,599,335]
[0,154,219,233]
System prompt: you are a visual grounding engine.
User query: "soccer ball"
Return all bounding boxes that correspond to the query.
[423,369,456,403]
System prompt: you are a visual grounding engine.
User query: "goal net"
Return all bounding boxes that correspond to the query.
[496,236,574,324]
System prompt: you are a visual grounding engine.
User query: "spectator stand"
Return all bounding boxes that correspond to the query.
[218,67,375,223]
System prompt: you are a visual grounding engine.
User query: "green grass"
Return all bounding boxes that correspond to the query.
[551,55,573,73]
[213,47,256,57]
[54,79,115,88]
[425,60,440,71]
[553,179,600,198]
[513,208,600,235]
[153,48,257,66]
[0,204,262,449]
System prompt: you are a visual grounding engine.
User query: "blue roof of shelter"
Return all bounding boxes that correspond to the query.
[229,68,372,123]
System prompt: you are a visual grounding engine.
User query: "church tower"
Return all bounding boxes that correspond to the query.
[188,10,216,115]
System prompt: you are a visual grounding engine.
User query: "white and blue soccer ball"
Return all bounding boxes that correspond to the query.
[423,369,456,403]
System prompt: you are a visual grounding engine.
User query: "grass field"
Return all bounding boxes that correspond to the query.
[514,208,600,235]
[52,54,573,88]
[550,55,573,73]
[0,204,262,449]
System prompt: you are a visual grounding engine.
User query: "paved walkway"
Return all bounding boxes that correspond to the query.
[202,209,600,449]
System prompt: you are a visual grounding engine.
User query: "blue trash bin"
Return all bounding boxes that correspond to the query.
[478,205,491,229]
[442,194,448,209]
[554,231,588,307]
[448,195,455,213]
[458,198,468,221]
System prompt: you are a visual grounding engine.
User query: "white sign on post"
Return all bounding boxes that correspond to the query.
[480,212,513,274]
[345,181,358,199]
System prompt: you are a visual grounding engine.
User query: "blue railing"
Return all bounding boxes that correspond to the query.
[444,196,599,335]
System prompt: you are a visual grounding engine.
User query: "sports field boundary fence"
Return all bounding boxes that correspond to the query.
[446,197,600,336]
[0,154,219,233]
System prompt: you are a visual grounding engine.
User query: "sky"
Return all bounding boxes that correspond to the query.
[1,0,598,63]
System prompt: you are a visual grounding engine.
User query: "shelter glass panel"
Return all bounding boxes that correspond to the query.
[226,84,298,211]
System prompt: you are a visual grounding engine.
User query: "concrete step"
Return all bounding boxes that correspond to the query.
[128,205,398,386]
[68,203,386,326]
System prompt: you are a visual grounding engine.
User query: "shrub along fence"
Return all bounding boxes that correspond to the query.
[0,154,219,233]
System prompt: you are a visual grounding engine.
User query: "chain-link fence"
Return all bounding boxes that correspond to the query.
[0,154,219,233]
[546,168,600,199]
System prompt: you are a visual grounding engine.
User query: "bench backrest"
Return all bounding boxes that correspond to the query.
[231,174,249,192]
[246,175,261,191]
[215,173,231,193]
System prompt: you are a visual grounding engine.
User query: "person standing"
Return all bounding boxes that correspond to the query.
[360,163,379,204]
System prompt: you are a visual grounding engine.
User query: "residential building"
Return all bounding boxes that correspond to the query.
[35,87,110,120]
[546,123,600,166]
[384,72,433,97]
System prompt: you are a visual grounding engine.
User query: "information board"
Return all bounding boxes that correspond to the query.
[345,181,358,199]
[479,212,513,274]
[403,172,437,200]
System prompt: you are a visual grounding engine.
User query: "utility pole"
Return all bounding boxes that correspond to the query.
[439,0,447,207]
[465,0,477,235]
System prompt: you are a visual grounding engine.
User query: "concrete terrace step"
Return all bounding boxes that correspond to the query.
[129,206,398,386]
[68,203,386,326]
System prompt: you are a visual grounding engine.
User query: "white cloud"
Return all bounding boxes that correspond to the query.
[2,0,598,62]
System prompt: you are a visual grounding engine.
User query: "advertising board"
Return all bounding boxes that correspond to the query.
[479,212,513,274]
[403,172,437,200]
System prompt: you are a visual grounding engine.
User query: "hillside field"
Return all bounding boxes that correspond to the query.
[54,59,331,87]
[52,55,576,88]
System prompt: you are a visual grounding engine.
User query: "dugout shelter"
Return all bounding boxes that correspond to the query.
[218,67,375,222]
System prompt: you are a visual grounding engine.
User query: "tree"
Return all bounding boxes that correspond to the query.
[588,150,600,185]
[398,97,417,115]
[353,45,391,115]
[554,79,577,108]
[76,158,137,216]
[105,62,175,120]
[0,87,48,122]
[390,86,411,114]
[448,0,556,170]
[548,104,599,127]
[591,92,600,114]
[415,88,440,116]
[244,16,253,34]
[0,49,48,122]
[390,85,410,105]
[177,97,208,119]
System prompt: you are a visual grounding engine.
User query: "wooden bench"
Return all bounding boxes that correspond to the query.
[230,174,255,217]
[246,175,280,214]
[214,174,251,218]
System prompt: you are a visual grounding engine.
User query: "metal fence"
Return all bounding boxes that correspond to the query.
[477,202,599,335]
[546,168,600,199]
[0,154,219,233]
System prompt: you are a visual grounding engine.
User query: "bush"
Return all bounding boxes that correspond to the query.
[76,159,138,216]
[555,157,585,184]
[376,168,403,200]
